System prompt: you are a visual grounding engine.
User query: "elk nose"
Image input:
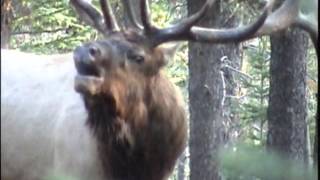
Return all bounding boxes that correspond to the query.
[73,45,100,76]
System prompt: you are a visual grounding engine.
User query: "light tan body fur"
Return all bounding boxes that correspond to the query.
[1,50,104,180]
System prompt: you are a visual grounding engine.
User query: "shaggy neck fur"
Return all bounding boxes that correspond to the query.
[82,95,165,179]
[81,75,186,180]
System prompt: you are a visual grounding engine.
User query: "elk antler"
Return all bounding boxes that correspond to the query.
[191,0,318,46]
[99,0,119,31]
[137,0,275,47]
[121,0,143,29]
[139,0,216,46]
[70,0,119,34]
[140,0,153,32]
[70,0,106,33]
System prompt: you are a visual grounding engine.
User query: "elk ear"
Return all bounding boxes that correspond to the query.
[156,42,181,65]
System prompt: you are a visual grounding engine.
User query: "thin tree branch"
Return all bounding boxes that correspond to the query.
[11,28,67,35]
[223,64,253,80]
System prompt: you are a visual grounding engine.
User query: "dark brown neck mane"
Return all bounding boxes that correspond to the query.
[81,74,182,180]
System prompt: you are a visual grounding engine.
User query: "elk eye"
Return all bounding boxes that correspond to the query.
[127,52,144,64]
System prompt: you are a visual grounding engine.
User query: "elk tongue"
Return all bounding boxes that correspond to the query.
[74,75,104,95]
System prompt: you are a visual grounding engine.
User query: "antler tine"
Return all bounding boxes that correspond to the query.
[70,0,106,34]
[255,0,317,45]
[293,0,318,58]
[140,0,214,47]
[150,0,215,46]
[121,0,143,29]
[253,0,298,37]
[99,0,119,32]
[140,0,153,32]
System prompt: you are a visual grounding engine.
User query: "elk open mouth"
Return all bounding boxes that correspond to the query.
[74,75,104,95]
[73,49,104,95]
[74,64,104,95]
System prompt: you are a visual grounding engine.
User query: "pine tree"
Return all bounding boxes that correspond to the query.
[236,37,270,146]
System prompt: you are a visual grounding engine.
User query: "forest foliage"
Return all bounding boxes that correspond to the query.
[4,0,318,179]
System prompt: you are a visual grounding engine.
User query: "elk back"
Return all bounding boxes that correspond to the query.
[1,50,104,180]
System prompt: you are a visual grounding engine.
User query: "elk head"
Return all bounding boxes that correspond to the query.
[70,0,277,120]
[70,0,213,102]
[69,0,220,179]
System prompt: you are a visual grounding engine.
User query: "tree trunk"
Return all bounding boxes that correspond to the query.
[177,150,186,180]
[267,28,309,164]
[314,105,318,168]
[1,0,12,48]
[188,0,240,179]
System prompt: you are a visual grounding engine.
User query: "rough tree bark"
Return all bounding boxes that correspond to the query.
[1,0,12,48]
[314,104,318,168]
[188,0,240,179]
[267,28,309,164]
[177,150,186,180]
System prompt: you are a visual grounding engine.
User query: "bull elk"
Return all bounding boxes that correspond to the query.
[1,0,317,180]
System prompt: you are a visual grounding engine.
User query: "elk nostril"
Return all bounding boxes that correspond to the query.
[89,46,100,58]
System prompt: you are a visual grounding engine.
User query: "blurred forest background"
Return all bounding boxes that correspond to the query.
[1,0,318,179]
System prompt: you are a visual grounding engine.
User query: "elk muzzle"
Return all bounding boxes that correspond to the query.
[73,44,104,76]
[73,43,106,95]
